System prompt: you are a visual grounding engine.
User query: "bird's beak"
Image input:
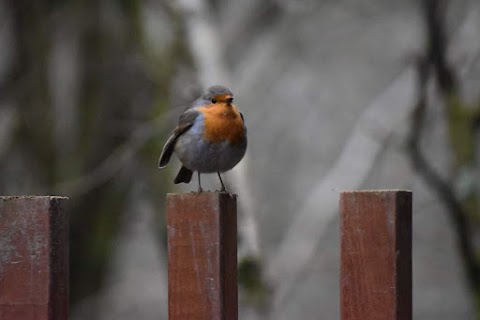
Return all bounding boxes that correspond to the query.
[225,97,233,104]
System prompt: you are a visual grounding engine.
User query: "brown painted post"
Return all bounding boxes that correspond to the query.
[340,190,412,320]
[167,192,237,320]
[0,196,69,320]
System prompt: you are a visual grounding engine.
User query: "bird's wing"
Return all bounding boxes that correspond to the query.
[158,109,200,168]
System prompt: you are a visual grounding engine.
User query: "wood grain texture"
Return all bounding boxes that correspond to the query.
[340,190,412,320]
[0,196,69,320]
[167,192,237,320]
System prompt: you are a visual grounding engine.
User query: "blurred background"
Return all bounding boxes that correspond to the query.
[0,0,479,319]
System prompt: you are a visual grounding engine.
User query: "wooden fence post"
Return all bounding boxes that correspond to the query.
[0,196,69,320]
[340,190,412,320]
[167,192,237,320]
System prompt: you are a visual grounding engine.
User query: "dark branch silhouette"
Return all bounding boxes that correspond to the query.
[408,0,480,299]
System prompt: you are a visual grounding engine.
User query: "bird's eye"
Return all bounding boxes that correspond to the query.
[211,98,217,104]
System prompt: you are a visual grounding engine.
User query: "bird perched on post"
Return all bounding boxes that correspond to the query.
[158,85,247,192]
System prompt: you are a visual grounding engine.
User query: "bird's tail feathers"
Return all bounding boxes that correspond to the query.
[174,166,193,184]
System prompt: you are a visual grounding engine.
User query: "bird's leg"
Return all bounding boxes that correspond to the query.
[197,172,203,192]
[217,172,227,192]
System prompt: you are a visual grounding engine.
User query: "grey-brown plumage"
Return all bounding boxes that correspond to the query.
[158,109,199,168]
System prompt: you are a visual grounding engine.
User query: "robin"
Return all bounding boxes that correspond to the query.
[158,85,247,192]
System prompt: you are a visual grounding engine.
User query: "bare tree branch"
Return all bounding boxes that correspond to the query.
[422,0,457,93]
[407,57,480,294]
[406,0,480,300]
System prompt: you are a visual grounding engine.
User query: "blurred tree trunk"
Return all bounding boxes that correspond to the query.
[7,0,56,188]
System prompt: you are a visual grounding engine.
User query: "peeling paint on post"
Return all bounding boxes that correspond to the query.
[0,196,69,320]
[340,190,412,320]
[167,192,237,320]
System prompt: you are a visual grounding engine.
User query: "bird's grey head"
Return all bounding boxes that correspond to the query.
[202,85,233,101]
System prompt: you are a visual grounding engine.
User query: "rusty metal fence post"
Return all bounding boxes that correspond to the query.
[340,190,412,320]
[0,196,69,320]
[167,192,237,320]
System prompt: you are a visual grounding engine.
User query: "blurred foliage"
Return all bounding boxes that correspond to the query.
[238,256,270,311]
[446,94,480,219]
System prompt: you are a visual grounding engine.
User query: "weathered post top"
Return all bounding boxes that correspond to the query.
[0,196,69,320]
[340,190,412,320]
[167,192,238,320]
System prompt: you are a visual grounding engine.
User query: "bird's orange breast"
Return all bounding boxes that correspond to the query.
[198,103,245,145]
